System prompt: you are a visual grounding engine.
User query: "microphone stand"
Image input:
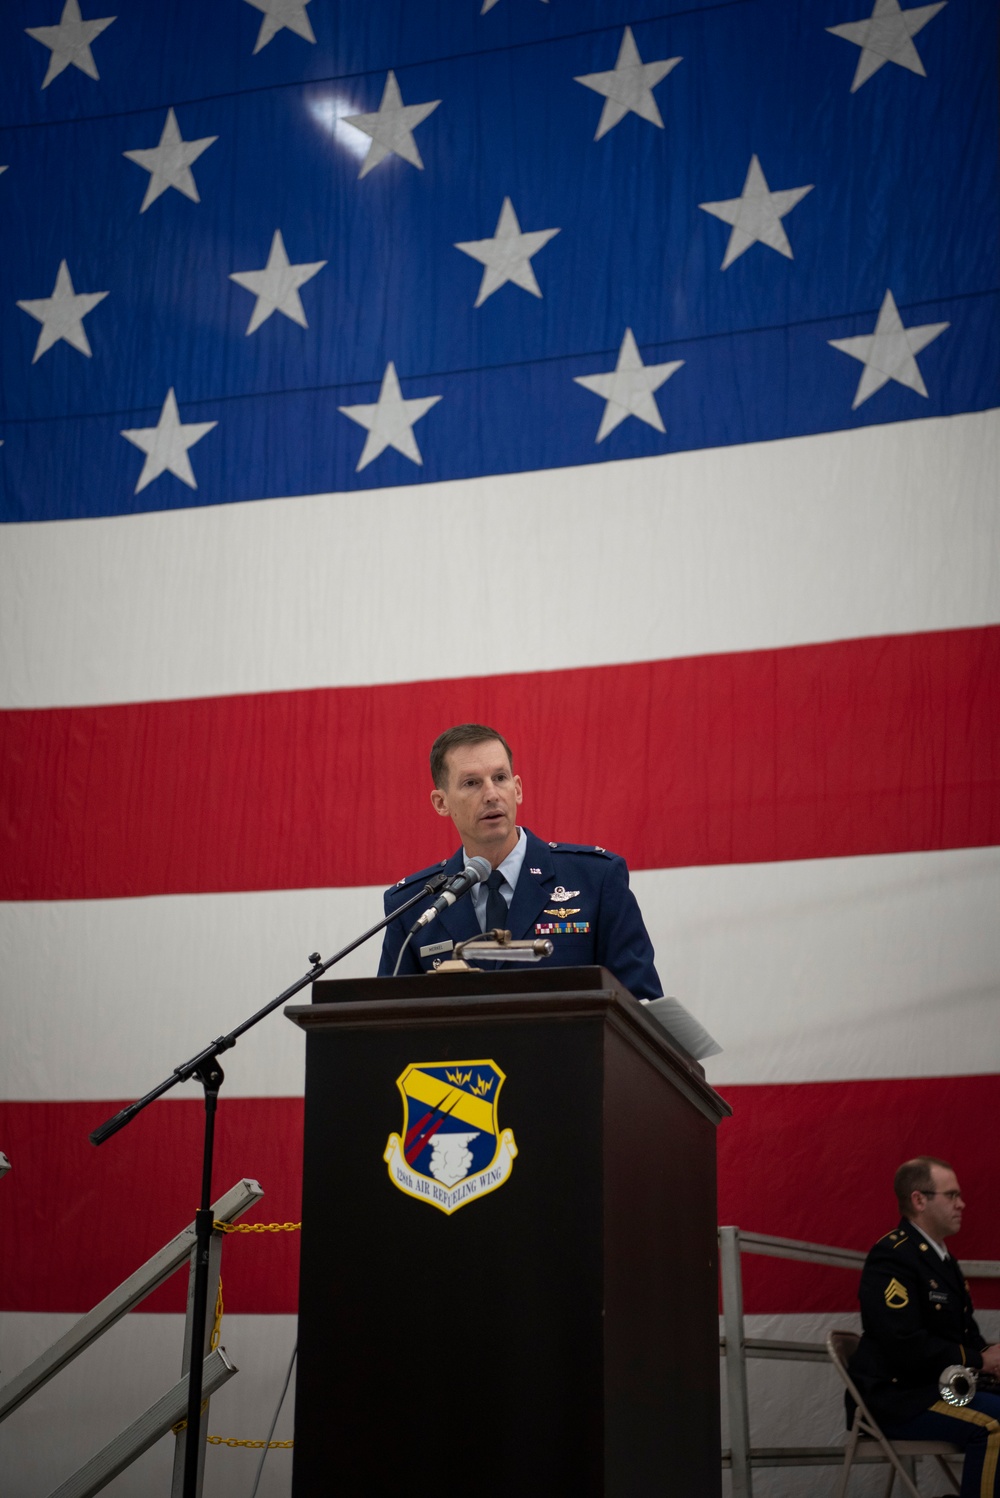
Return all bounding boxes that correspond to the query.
[89,871,448,1498]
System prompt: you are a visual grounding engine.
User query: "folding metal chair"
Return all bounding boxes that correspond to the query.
[826,1330,961,1497]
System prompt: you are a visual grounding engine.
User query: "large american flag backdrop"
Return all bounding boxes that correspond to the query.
[1,0,998,1491]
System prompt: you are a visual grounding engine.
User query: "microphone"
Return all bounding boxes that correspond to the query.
[409,856,491,932]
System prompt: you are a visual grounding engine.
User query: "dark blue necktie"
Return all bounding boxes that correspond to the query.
[484,869,509,933]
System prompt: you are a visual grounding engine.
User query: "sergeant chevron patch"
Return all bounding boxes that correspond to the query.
[884,1277,910,1309]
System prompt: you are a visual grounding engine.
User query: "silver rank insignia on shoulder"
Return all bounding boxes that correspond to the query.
[550,885,580,901]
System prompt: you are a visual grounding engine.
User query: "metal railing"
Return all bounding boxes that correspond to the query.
[719,1226,1000,1496]
[0,1178,263,1498]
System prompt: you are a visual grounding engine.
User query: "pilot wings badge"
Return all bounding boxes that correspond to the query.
[384,1060,517,1216]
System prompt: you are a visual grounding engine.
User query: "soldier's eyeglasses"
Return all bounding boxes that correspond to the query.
[921,1190,962,1201]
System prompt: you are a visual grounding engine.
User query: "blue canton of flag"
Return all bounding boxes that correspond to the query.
[1,0,996,522]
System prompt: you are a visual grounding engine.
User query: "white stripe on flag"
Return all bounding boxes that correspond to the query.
[0,1312,297,1498]
[3,1309,996,1496]
[2,846,996,1101]
[2,409,998,709]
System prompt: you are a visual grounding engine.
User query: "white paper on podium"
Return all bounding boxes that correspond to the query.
[639,996,723,1061]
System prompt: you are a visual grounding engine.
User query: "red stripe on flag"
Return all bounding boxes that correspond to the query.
[1,1077,997,1316]
[718,1073,1000,1313]
[2,627,998,900]
[0,1099,303,1317]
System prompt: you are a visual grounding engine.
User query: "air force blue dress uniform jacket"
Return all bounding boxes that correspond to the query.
[377,827,662,1000]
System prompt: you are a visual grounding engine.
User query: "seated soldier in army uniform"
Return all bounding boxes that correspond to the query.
[849,1156,1000,1498]
[378,722,662,999]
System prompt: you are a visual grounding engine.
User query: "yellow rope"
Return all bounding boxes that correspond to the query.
[214,1220,301,1233]
[210,1278,223,1351]
[171,1399,209,1436]
[172,1420,292,1449]
[206,1437,294,1449]
[168,1226,300,1445]
[169,1275,225,1430]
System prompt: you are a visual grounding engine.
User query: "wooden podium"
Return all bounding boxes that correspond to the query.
[286,967,730,1497]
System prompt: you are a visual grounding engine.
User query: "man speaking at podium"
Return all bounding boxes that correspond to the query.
[378,722,663,999]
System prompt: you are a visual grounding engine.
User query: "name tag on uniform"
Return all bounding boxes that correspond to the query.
[929,1290,950,1303]
[419,940,454,959]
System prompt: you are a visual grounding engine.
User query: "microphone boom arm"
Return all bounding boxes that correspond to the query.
[89,869,450,1147]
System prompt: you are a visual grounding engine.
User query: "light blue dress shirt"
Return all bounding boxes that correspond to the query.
[466,826,527,931]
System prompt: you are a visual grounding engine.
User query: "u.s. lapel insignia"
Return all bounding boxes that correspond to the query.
[550,885,580,901]
[384,1060,518,1216]
[884,1277,909,1309]
[544,906,581,918]
[529,866,542,875]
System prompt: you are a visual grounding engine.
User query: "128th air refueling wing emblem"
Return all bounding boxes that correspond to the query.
[384,1060,517,1216]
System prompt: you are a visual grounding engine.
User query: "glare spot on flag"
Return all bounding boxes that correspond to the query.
[307,95,370,160]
